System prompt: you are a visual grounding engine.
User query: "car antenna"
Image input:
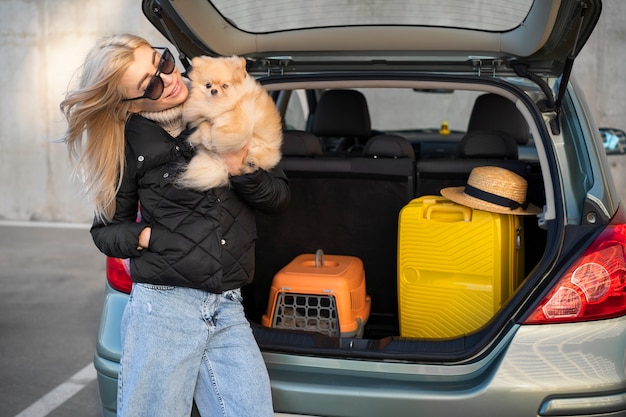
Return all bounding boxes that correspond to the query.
[153,6,192,75]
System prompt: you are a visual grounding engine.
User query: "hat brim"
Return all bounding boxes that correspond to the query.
[440,186,541,216]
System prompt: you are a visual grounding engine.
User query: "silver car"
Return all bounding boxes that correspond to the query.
[94,1,626,416]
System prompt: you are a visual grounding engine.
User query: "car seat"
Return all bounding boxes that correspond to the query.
[464,93,531,145]
[416,93,533,197]
[311,89,372,152]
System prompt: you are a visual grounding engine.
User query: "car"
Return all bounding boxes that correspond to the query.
[94,1,626,416]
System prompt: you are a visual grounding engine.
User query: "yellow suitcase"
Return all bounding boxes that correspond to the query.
[398,196,524,338]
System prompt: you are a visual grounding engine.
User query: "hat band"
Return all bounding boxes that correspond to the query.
[464,184,529,211]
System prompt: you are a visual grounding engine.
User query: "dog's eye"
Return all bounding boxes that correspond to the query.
[222,84,229,89]
[205,83,212,89]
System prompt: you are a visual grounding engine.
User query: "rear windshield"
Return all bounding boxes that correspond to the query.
[209,0,534,33]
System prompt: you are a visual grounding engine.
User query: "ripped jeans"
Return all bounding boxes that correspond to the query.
[117,283,274,417]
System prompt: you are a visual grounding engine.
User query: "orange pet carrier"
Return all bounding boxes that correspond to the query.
[262,250,371,338]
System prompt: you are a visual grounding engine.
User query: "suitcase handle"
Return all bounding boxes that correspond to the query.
[425,203,472,222]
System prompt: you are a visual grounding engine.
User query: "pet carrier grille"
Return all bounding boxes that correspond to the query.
[270,292,340,337]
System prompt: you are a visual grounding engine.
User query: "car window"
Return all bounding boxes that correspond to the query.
[358,88,483,132]
[283,89,309,131]
[283,87,484,134]
[209,0,534,33]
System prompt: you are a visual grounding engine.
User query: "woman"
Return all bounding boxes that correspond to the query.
[60,34,289,417]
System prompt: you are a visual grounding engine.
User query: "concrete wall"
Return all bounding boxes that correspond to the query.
[0,0,624,223]
[0,0,170,223]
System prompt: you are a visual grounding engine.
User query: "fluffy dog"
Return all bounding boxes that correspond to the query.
[177,55,283,190]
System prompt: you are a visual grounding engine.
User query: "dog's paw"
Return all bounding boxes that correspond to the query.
[241,156,259,174]
[186,130,202,146]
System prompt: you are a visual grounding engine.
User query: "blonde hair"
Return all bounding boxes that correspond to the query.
[60,34,152,221]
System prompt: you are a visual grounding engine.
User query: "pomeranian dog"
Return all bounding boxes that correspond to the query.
[177,55,283,190]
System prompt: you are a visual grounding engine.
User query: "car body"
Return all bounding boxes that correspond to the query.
[94,1,626,416]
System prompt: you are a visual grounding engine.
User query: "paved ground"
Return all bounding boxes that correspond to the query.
[0,222,105,417]
[0,222,301,417]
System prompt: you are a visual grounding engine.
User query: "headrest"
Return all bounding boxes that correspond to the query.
[467,94,530,145]
[457,130,518,159]
[363,134,415,159]
[281,130,323,156]
[311,90,372,139]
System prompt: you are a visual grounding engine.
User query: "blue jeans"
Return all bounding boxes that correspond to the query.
[118,284,274,417]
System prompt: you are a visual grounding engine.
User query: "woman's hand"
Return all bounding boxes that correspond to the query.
[221,145,250,176]
[137,227,151,250]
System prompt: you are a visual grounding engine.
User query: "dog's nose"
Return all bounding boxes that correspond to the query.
[211,89,218,96]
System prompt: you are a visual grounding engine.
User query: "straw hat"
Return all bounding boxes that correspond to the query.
[440,166,541,215]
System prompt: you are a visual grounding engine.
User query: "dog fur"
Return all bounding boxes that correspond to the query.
[177,55,283,190]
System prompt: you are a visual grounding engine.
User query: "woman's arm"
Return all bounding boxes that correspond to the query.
[229,166,290,214]
[90,154,148,259]
[222,145,290,213]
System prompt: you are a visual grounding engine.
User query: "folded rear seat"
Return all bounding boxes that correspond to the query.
[253,131,415,335]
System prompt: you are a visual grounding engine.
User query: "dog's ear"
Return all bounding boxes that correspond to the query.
[186,66,195,81]
[229,56,248,84]
[237,57,247,71]
[189,56,208,81]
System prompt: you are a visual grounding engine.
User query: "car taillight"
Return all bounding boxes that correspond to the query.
[106,257,133,294]
[524,216,626,324]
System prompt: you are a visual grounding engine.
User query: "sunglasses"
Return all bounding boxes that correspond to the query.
[124,48,176,101]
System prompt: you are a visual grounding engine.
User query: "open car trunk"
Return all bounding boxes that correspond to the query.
[140,0,602,362]
[238,76,551,362]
